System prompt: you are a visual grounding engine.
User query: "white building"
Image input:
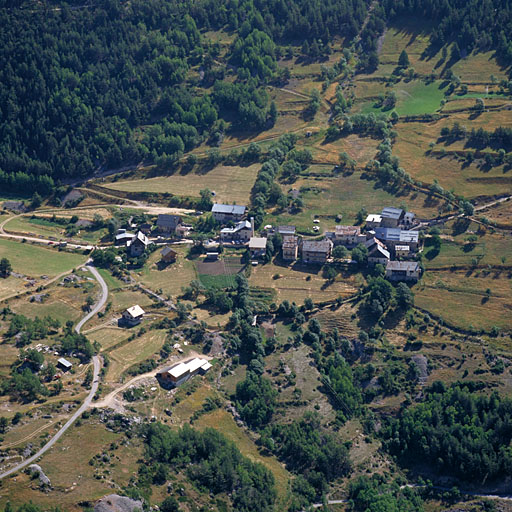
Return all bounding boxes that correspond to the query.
[122,305,145,326]
[395,245,410,258]
[249,237,268,258]
[157,357,212,387]
[220,219,254,243]
[365,214,382,229]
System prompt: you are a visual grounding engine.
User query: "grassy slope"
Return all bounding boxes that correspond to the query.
[106,163,260,205]
[0,239,86,276]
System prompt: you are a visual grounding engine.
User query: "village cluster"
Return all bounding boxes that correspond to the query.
[115,202,422,390]
[115,202,422,283]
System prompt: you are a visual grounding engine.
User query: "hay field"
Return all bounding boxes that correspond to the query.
[249,260,359,303]
[106,329,168,382]
[106,163,260,205]
[416,270,512,331]
[137,246,197,297]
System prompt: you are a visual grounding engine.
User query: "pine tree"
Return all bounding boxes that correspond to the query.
[398,49,410,67]
[0,257,12,278]
[268,101,278,126]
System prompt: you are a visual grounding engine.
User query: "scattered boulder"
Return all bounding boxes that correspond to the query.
[61,189,83,207]
[75,219,92,228]
[23,444,33,458]
[94,494,143,512]
[30,293,48,303]
[3,201,27,213]
[28,464,51,489]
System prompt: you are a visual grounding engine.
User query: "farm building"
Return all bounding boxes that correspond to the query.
[220,219,253,243]
[156,214,182,234]
[282,235,299,261]
[385,261,421,282]
[122,305,145,326]
[211,203,246,223]
[302,239,333,264]
[57,357,72,371]
[249,237,268,259]
[380,207,416,228]
[160,246,178,263]
[127,231,150,257]
[157,358,212,387]
[334,225,366,248]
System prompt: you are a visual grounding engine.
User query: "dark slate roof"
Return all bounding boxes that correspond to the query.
[156,214,182,229]
[278,225,296,235]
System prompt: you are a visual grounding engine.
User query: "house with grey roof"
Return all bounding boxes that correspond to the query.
[380,207,416,228]
[115,231,135,246]
[211,203,246,223]
[380,207,404,228]
[156,214,182,234]
[385,261,421,282]
[278,225,296,237]
[249,237,268,259]
[160,246,177,263]
[334,225,367,248]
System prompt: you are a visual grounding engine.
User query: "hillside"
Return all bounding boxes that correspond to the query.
[0,1,512,512]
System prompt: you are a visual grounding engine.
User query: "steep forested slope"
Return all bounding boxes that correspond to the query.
[1,0,511,195]
[0,0,370,193]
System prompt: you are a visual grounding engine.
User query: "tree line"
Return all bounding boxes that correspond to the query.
[441,123,512,152]
[384,0,512,68]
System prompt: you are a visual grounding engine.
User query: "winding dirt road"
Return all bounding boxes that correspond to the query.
[0,264,106,480]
